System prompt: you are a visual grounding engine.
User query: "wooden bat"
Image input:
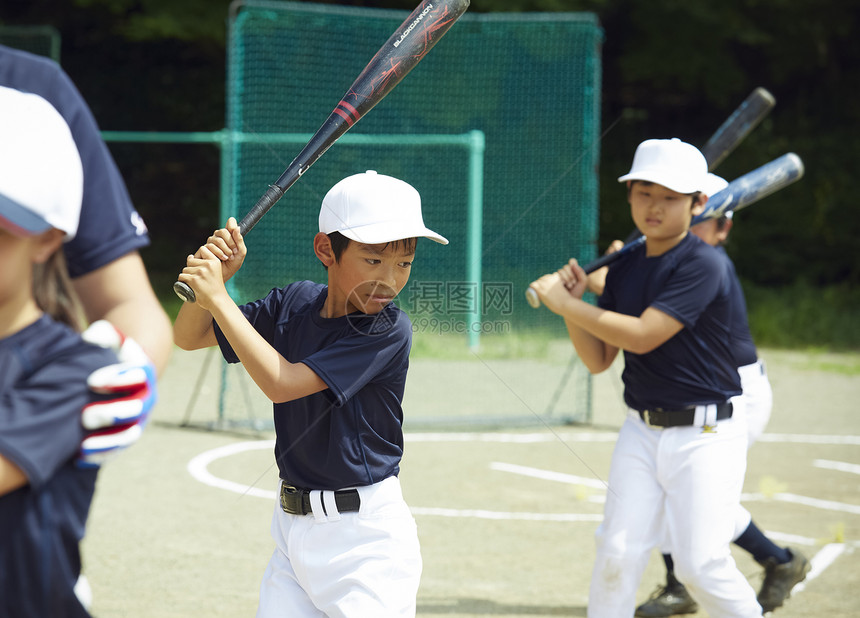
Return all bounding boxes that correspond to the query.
[525,153,805,308]
[175,0,470,302]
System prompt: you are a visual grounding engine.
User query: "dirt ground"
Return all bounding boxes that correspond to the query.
[81,346,860,617]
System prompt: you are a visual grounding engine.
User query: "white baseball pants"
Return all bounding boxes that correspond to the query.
[731,359,774,537]
[660,360,774,547]
[588,398,762,618]
[256,476,422,618]
[739,359,773,447]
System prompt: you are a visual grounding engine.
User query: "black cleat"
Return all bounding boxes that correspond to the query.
[757,547,811,613]
[635,575,699,617]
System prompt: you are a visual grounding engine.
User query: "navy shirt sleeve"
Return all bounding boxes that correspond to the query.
[0,45,149,278]
[0,317,119,488]
[649,246,725,329]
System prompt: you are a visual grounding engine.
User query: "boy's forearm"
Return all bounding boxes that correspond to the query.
[558,297,643,357]
[559,298,678,356]
[173,303,217,350]
[564,317,617,373]
[206,297,326,404]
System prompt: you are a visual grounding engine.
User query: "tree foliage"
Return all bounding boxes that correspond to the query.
[0,0,856,288]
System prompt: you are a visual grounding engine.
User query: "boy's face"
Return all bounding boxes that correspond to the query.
[628,181,705,242]
[324,238,415,317]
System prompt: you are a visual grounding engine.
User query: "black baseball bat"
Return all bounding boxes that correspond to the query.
[175,0,470,302]
[701,87,776,171]
[526,153,805,308]
[609,87,775,249]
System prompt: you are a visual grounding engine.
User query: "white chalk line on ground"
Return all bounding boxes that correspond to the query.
[490,461,607,490]
[187,440,277,500]
[187,432,860,524]
[408,507,602,522]
[186,440,602,520]
[793,543,853,595]
[814,459,860,475]
[186,432,859,609]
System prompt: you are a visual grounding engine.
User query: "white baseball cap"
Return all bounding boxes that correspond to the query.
[618,138,709,194]
[0,86,83,240]
[319,170,448,245]
[702,173,729,197]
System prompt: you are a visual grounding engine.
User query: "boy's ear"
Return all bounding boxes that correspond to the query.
[313,232,335,267]
[32,229,65,264]
[716,217,733,243]
[691,193,708,217]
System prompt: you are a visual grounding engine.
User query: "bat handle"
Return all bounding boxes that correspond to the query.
[525,236,646,309]
[173,281,196,303]
[173,184,286,303]
[238,184,285,236]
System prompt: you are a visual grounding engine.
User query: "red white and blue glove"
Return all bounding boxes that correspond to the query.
[77,320,157,468]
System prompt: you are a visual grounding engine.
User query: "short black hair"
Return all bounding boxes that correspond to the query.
[325,231,418,267]
[328,231,352,262]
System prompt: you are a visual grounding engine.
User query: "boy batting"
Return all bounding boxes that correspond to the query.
[174,170,447,617]
[530,138,762,617]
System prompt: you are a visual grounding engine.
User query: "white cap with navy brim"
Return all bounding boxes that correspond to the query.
[319,170,448,245]
[0,85,83,240]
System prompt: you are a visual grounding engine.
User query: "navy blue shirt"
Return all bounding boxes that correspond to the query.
[717,246,758,367]
[215,281,412,490]
[0,45,149,277]
[0,315,119,618]
[599,234,742,411]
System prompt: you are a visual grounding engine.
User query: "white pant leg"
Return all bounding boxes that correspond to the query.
[588,417,665,618]
[739,361,772,447]
[257,500,326,618]
[660,397,761,618]
[733,503,753,541]
[257,477,422,618]
[74,575,92,611]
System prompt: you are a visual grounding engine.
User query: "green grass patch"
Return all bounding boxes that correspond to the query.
[744,280,860,351]
[763,348,860,375]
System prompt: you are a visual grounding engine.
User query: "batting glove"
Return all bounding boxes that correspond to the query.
[77,320,157,468]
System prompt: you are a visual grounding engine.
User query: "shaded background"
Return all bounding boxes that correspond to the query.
[1,0,857,346]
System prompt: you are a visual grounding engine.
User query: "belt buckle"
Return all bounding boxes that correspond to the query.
[642,410,652,426]
[280,484,303,515]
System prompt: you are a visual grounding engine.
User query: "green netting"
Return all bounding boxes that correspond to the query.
[0,25,61,62]
[221,1,602,426]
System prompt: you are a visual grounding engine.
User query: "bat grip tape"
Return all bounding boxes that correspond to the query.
[239,185,285,236]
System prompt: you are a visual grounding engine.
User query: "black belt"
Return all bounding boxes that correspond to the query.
[637,402,733,428]
[279,483,361,516]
